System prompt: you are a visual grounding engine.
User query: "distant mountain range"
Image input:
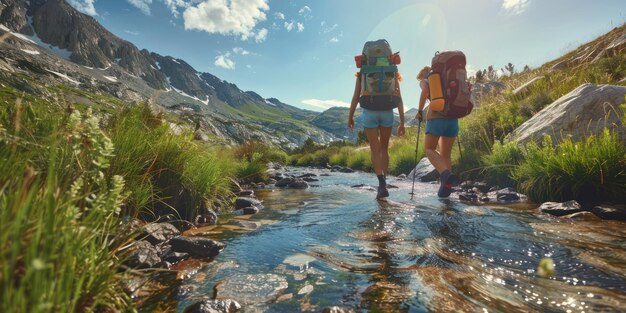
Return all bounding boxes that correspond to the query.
[0,0,353,148]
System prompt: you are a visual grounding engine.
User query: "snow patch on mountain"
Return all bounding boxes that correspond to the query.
[46,70,80,85]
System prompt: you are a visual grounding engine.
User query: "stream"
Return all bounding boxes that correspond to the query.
[161,167,625,312]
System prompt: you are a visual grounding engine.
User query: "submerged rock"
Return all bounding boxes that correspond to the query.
[288,179,309,189]
[214,273,288,306]
[539,200,583,217]
[183,299,241,313]
[169,236,225,258]
[241,206,259,215]
[322,307,355,313]
[591,204,626,221]
[274,177,294,187]
[234,197,262,210]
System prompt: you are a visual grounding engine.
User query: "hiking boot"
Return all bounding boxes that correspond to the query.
[376,186,389,199]
[437,170,455,198]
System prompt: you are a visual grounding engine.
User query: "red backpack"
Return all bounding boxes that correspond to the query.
[428,51,473,118]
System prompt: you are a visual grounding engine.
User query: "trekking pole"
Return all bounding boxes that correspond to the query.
[457,133,463,162]
[410,120,422,199]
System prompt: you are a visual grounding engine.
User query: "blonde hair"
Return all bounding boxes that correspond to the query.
[417,66,431,80]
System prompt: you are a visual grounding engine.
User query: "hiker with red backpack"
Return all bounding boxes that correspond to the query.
[415,51,473,198]
[348,39,405,200]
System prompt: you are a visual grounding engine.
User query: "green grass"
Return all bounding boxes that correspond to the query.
[1,106,133,312]
[481,140,525,188]
[513,130,626,204]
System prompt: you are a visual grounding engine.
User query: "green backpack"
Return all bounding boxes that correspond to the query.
[355,39,401,111]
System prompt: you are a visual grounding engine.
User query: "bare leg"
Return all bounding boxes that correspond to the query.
[365,128,383,175]
[379,127,392,176]
[439,136,456,171]
[424,133,448,174]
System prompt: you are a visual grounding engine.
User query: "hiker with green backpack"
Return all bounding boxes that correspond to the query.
[415,51,473,197]
[348,39,405,200]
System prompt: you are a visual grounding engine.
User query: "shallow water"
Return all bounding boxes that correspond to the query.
[168,167,626,312]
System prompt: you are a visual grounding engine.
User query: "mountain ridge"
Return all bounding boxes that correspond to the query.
[0,0,345,148]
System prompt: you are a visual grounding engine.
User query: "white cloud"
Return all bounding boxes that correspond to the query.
[127,0,152,15]
[284,21,294,32]
[321,22,338,33]
[215,52,235,70]
[329,36,339,43]
[421,14,431,26]
[246,64,252,68]
[296,22,304,32]
[301,99,350,110]
[298,6,312,19]
[502,0,530,14]
[254,28,268,42]
[183,0,269,40]
[162,0,191,18]
[67,0,97,16]
[274,12,285,20]
[232,47,250,55]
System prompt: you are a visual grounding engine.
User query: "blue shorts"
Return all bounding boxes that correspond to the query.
[361,109,394,128]
[425,118,459,137]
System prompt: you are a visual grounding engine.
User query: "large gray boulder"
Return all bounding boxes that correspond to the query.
[510,84,626,145]
[408,157,439,182]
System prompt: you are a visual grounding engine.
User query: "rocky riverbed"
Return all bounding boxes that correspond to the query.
[130,165,626,312]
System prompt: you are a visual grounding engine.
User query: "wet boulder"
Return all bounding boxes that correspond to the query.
[239,206,259,215]
[141,222,180,244]
[236,190,254,197]
[183,299,241,313]
[274,177,294,187]
[408,157,439,183]
[539,200,583,217]
[124,240,161,268]
[297,173,317,178]
[591,203,626,221]
[322,307,355,313]
[195,208,218,226]
[397,173,407,180]
[169,236,225,259]
[214,273,288,306]
[288,178,309,189]
[234,197,262,210]
[487,187,522,203]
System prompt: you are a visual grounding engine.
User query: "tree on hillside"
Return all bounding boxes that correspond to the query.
[523,65,530,72]
[357,130,368,145]
[475,69,485,83]
[486,66,497,81]
[504,62,515,75]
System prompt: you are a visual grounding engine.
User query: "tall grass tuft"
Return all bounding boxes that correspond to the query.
[106,105,234,220]
[481,140,525,187]
[513,130,626,204]
[1,108,133,312]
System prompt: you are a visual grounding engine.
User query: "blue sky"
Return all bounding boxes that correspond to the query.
[68,0,625,112]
